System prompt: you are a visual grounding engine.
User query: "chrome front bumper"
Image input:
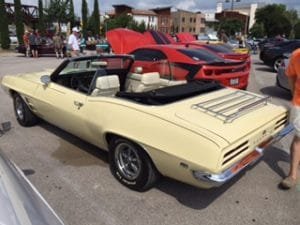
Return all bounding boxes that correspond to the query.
[193,124,294,187]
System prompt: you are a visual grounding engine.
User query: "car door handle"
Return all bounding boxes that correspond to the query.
[74,101,84,109]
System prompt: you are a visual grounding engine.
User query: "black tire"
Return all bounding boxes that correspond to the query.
[13,93,38,127]
[109,137,159,191]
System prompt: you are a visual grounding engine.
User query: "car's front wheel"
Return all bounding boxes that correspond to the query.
[109,137,159,191]
[13,93,38,126]
[273,57,283,72]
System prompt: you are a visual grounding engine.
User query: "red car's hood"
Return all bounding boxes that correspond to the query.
[107,28,151,54]
[176,32,196,42]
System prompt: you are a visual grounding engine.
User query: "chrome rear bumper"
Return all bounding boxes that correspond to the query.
[193,124,293,187]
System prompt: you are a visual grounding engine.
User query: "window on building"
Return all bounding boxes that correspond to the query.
[181,27,184,32]
[194,18,196,23]
[201,18,205,24]
[193,28,195,32]
[182,17,185,23]
[189,28,192,32]
[190,17,192,23]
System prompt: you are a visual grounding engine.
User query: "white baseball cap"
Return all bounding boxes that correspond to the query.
[72,27,80,32]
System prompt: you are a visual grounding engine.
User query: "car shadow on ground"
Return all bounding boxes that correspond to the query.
[260,86,292,101]
[38,120,291,210]
[39,122,109,166]
[255,66,274,73]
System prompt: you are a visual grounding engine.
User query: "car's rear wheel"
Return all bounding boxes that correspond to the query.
[273,57,283,72]
[13,93,38,127]
[109,137,159,191]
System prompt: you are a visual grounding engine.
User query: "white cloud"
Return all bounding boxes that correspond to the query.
[176,0,196,11]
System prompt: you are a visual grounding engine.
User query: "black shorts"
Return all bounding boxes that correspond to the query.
[30,45,38,51]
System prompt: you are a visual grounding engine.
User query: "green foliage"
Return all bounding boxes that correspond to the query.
[295,22,300,39]
[68,0,75,28]
[45,0,70,32]
[81,0,88,38]
[219,19,243,36]
[0,0,10,49]
[88,0,100,36]
[254,4,292,37]
[285,9,299,39]
[106,14,147,33]
[14,0,24,45]
[249,23,265,38]
[38,0,46,35]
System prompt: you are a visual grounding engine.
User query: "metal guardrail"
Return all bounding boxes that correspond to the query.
[191,90,270,123]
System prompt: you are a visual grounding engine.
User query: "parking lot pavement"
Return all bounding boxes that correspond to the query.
[0,53,299,225]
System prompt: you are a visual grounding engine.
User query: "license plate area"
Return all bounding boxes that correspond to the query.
[230,78,239,86]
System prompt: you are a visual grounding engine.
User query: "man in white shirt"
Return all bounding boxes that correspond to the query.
[68,27,80,57]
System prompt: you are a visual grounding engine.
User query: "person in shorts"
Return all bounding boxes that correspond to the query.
[281,48,300,189]
[68,27,80,57]
[53,32,64,58]
[29,30,38,58]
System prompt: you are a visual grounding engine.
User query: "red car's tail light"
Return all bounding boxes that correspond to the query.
[215,70,222,75]
[204,69,213,76]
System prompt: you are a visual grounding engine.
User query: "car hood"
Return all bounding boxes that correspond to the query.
[107,28,152,54]
[176,32,196,42]
[151,88,287,145]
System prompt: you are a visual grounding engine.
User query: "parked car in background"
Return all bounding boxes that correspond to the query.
[107,29,250,89]
[17,37,66,57]
[260,40,300,72]
[1,54,289,191]
[0,148,64,225]
[258,37,288,51]
[276,53,291,91]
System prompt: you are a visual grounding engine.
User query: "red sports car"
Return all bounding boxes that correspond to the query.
[176,32,250,63]
[107,29,249,89]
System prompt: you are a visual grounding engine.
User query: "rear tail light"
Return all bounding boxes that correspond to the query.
[204,69,213,76]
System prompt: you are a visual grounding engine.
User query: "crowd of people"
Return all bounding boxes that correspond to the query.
[22,27,110,58]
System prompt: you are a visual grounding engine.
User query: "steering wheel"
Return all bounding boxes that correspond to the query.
[70,77,89,93]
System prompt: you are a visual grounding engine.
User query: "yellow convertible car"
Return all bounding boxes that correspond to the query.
[1,55,289,191]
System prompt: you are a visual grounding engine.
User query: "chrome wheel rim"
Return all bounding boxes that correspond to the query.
[15,97,24,121]
[274,59,282,72]
[115,142,142,180]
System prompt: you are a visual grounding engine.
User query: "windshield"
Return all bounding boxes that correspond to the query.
[178,48,224,62]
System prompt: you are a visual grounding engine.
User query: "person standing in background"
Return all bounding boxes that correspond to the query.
[23,30,30,57]
[28,30,38,58]
[68,27,80,57]
[53,32,64,59]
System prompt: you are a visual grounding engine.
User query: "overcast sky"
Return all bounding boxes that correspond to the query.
[6,0,300,16]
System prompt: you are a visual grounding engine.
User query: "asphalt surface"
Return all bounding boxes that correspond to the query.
[0,52,299,225]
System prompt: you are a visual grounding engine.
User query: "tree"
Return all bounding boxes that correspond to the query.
[285,9,299,38]
[106,14,146,33]
[249,22,265,38]
[89,0,100,36]
[81,0,88,38]
[219,19,243,37]
[0,0,10,49]
[38,0,46,35]
[68,0,75,29]
[295,22,300,39]
[255,4,292,37]
[45,0,69,32]
[14,0,24,45]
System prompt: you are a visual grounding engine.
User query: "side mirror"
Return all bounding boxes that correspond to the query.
[40,75,51,86]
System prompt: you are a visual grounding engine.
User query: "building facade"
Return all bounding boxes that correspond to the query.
[152,7,172,33]
[171,9,205,35]
[111,4,158,30]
